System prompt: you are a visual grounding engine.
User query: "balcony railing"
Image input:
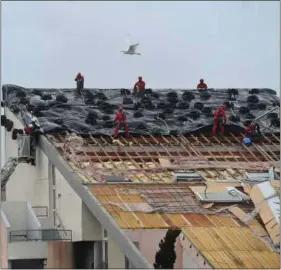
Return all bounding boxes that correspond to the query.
[32,206,48,217]
[9,229,72,243]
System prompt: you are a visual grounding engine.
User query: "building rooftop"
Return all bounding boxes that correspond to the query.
[47,132,279,184]
[182,226,279,269]
[2,84,280,136]
[88,183,257,229]
[2,84,280,269]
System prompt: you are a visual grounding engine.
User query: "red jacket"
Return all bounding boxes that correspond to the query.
[75,74,84,81]
[245,123,258,136]
[114,111,126,124]
[24,127,32,135]
[134,80,146,92]
[214,107,226,122]
[197,83,208,90]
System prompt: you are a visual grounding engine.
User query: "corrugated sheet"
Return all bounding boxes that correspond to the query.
[182,227,280,269]
[88,184,253,229]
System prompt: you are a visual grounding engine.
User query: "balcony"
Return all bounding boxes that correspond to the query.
[9,229,72,242]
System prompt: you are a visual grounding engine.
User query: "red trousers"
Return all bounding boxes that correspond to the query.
[114,122,129,138]
[212,119,224,135]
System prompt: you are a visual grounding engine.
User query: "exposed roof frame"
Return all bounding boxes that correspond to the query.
[6,108,152,269]
[39,135,152,268]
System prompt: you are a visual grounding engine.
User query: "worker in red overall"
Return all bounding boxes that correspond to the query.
[134,76,146,94]
[197,79,208,90]
[244,121,261,138]
[113,107,130,138]
[212,104,227,135]
[75,72,84,91]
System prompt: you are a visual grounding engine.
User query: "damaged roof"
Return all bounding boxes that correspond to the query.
[182,226,280,269]
[48,132,279,184]
[3,84,280,268]
[2,84,280,136]
[88,183,257,229]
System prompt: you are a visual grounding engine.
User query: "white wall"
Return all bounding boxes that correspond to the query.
[5,110,49,209]
[82,202,102,241]
[180,233,212,269]
[2,201,41,235]
[2,201,28,231]
[26,202,42,240]
[55,168,82,241]
[108,236,125,269]
[8,242,48,260]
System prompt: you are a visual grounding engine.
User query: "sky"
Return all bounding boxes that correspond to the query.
[1,1,280,91]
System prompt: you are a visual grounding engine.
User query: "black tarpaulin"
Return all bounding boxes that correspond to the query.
[2,84,280,136]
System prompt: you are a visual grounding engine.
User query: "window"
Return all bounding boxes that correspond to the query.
[103,241,108,268]
[102,240,108,268]
[48,161,56,186]
[125,242,139,269]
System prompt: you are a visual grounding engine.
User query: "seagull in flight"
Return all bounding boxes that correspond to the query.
[121,43,141,55]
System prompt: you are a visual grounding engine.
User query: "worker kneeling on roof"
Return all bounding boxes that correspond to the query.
[197,78,208,90]
[113,106,130,139]
[134,76,146,96]
[212,104,227,136]
[75,72,84,92]
[242,121,261,145]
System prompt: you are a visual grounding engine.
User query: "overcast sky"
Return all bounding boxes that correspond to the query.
[2,1,280,91]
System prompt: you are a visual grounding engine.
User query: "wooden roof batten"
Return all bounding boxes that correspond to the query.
[49,132,280,184]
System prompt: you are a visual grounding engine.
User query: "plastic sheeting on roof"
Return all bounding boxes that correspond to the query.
[2,84,280,136]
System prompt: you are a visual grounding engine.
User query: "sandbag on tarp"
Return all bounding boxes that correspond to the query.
[2,84,280,136]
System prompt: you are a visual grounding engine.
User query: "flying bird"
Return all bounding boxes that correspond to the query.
[121,43,141,55]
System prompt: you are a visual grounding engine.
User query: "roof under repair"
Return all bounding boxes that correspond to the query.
[2,84,280,269]
[2,84,280,136]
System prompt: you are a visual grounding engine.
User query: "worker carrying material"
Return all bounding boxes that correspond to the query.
[113,106,130,138]
[212,104,227,135]
[134,76,146,94]
[197,79,208,90]
[75,72,84,91]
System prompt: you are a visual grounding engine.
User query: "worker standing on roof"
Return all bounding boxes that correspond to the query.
[134,76,146,96]
[212,104,227,136]
[75,72,84,92]
[197,79,208,90]
[113,106,130,139]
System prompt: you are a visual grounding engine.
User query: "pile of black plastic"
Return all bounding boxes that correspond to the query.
[2,84,280,136]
